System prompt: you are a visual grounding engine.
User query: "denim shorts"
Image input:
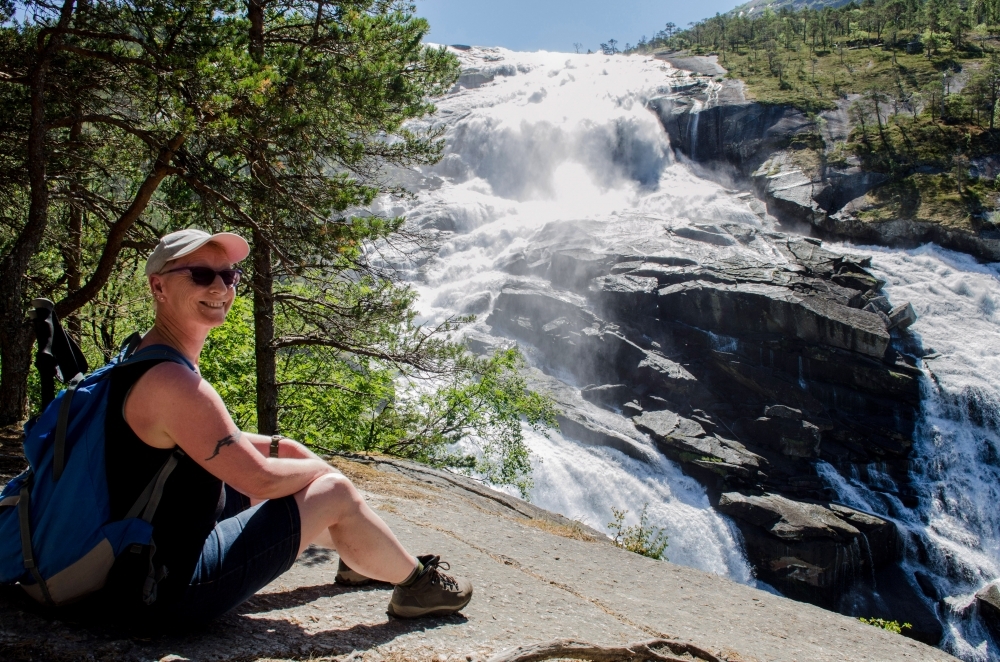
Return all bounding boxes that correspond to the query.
[158,485,301,626]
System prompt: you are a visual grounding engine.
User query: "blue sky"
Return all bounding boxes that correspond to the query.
[414,0,738,53]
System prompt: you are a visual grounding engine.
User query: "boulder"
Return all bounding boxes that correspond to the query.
[888,303,918,331]
[633,410,766,486]
[657,280,891,358]
[752,154,826,226]
[718,492,859,542]
[717,492,896,607]
[976,582,1000,642]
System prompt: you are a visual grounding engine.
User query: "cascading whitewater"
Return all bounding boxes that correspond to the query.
[382,46,999,659]
[818,244,1000,662]
[384,47,761,582]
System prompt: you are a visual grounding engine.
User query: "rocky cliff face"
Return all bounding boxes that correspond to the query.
[481,217,941,643]
[649,62,1000,262]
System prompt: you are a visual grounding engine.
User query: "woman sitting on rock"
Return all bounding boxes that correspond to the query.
[102,228,472,626]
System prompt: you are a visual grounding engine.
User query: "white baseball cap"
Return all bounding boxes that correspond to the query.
[145,229,250,276]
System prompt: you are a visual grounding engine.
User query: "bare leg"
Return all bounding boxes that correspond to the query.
[293,473,417,584]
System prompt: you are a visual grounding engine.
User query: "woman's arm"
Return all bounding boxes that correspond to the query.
[124,362,335,500]
[245,434,320,461]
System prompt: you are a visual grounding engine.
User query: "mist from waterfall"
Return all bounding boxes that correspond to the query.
[381,46,999,660]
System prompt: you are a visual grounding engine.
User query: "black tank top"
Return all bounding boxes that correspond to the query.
[104,359,225,606]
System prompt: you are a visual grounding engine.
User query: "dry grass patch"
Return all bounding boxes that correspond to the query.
[522,516,600,543]
[328,457,433,501]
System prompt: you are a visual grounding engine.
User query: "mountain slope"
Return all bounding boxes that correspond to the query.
[732,0,858,15]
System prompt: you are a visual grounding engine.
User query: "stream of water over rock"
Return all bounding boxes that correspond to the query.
[376,46,1000,660]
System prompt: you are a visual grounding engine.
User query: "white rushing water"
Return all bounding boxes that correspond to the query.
[383,46,999,658]
[380,46,760,582]
[820,243,1000,661]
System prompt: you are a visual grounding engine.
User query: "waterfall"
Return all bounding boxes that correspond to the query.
[688,98,702,161]
[819,243,1000,661]
[383,46,999,659]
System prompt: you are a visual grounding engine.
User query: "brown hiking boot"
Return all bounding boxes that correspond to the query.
[387,555,473,618]
[335,559,372,586]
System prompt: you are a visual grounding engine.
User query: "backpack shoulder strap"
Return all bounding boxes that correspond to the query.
[17,472,55,606]
[50,344,194,484]
[52,373,85,482]
[124,448,186,523]
[118,344,195,372]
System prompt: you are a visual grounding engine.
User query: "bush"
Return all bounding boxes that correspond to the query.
[607,504,669,560]
[859,617,912,634]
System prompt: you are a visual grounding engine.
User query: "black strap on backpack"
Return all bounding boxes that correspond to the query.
[28,298,88,411]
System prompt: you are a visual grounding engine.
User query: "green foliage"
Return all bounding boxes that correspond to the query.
[632,0,1000,228]
[2,2,551,497]
[859,617,913,634]
[607,504,669,560]
[199,295,260,431]
[197,289,555,496]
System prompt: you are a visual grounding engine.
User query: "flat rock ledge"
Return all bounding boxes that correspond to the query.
[0,457,956,662]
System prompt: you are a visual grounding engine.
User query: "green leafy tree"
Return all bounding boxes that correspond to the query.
[0,0,246,426]
[2,1,553,492]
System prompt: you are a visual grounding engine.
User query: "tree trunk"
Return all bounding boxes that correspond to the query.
[0,320,34,427]
[64,121,84,340]
[251,231,278,435]
[247,1,277,434]
[0,0,76,427]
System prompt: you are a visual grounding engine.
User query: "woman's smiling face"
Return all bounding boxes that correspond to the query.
[149,243,236,330]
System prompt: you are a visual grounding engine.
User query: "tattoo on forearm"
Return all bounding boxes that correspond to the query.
[205,431,241,461]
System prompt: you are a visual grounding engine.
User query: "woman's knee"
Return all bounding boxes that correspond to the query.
[300,472,364,519]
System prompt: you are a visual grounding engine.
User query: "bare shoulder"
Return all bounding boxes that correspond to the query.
[125,360,230,449]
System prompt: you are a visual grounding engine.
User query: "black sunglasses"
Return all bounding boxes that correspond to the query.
[162,266,243,288]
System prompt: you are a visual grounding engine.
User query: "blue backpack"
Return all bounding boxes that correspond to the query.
[0,303,193,607]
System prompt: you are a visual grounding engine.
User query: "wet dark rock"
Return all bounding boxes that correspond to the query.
[525,370,658,466]
[739,416,821,458]
[765,405,802,420]
[483,219,926,630]
[837,563,944,645]
[656,280,890,358]
[717,493,899,609]
[888,303,918,331]
[670,224,737,246]
[649,92,810,170]
[976,582,1000,642]
[580,384,636,410]
[556,414,657,465]
[827,503,899,567]
[487,287,704,403]
[633,411,766,487]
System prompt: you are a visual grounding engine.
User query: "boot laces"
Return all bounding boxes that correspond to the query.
[425,557,459,591]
